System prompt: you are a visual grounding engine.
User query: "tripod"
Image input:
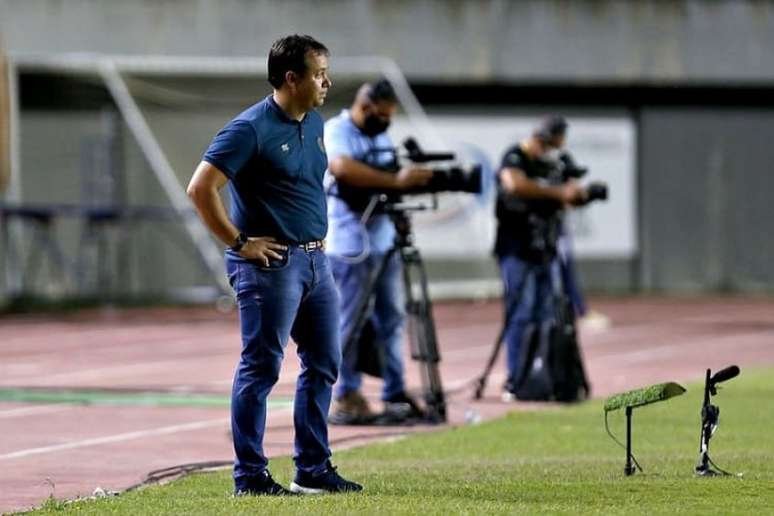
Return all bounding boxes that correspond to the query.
[341,203,447,424]
[472,247,589,401]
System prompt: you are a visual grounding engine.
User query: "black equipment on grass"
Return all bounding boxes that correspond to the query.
[472,262,590,402]
[508,293,590,402]
[695,365,740,476]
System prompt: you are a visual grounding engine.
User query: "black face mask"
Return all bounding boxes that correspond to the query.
[362,114,390,137]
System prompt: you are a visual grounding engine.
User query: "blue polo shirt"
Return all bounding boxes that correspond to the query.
[324,110,395,257]
[203,95,328,244]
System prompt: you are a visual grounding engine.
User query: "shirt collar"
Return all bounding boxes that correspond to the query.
[267,95,308,125]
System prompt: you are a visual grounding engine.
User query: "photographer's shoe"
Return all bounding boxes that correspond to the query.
[373,390,426,425]
[234,469,294,496]
[329,390,375,425]
[502,377,517,402]
[384,391,424,416]
[289,461,363,494]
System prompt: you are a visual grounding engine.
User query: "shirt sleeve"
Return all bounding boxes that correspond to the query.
[500,145,525,171]
[323,121,354,162]
[202,119,257,180]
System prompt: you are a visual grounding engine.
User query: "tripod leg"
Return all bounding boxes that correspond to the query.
[401,246,446,423]
[340,248,398,370]
[473,325,507,400]
[473,256,529,400]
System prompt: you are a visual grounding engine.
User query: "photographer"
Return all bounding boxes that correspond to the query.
[325,79,432,424]
[494,116,588,397]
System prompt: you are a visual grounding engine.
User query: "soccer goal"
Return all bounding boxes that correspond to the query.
[3,53,445,301]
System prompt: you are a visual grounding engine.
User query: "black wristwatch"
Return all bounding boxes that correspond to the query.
[230,232,248,252]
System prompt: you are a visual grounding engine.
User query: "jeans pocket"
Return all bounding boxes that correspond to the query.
[250,247,292,272]
[226,259,240,291]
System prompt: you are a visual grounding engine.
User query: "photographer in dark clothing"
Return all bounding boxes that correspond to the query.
[494,116,587,397]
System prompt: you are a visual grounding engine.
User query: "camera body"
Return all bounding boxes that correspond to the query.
[557,152,608,205]
[399,137,482,195]
[332,137,482,214]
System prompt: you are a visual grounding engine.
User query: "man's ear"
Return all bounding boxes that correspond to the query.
[284,70,298,90]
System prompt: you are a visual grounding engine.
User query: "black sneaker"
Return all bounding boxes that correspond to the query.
[384,391,424,417]
[289,461,363,494]
[234,469,294,496]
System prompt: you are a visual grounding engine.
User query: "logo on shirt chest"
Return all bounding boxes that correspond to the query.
[281,142,290,153]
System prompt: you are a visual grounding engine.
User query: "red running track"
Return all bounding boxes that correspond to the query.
[1,297,773,513]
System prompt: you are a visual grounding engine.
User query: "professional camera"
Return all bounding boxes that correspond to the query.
[556,152,608,205]
[583,182,608,204]
[331,137,482,214]
[401,138,482,195]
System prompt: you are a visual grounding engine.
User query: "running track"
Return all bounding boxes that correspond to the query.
[1,297,773,513]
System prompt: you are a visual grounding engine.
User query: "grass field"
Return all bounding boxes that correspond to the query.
[28,368,773,515]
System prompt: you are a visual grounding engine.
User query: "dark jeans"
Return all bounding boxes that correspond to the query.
[330,253,406,401]
[498,253,557,381]
[225,247,340,483]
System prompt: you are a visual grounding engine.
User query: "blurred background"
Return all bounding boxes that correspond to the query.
[1,0,774,309]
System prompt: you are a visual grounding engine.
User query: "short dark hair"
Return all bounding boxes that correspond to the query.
[534,115,568,143]
[366,79,397,104]
[267,34,329,89]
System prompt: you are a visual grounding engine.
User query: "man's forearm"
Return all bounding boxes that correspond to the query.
[512,179,565,202]
[189,187,240,247]
[500,168,565,203]
[329,157,399,189]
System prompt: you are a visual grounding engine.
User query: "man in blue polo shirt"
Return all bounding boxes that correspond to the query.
[187,34,361,496]
[324,80,432,424]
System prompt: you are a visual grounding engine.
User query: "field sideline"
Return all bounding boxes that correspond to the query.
[27,367,774,515]
[2,297,773,513]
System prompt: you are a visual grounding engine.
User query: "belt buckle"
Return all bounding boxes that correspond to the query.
[299,240,323,252]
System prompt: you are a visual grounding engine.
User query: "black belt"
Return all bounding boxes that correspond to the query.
[297,240,325,252]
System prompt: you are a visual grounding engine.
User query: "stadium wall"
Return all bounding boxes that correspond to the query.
[2,1,774,298]
[1,0,773,83]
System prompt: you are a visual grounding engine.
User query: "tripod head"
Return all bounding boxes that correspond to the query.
[370,193,438,249]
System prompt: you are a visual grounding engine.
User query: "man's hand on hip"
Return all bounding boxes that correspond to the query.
[240,237,289,266]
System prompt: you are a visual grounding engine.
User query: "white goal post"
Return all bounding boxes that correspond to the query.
[6,53,448,296]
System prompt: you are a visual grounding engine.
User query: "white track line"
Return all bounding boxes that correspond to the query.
[593,330,773,366]
[0,351,235,386]
[1,407,295,461]
[0,404,71,418]
[0,417,230,461]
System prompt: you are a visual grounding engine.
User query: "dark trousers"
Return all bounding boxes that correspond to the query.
[330,253,406,401]
[225,247,340,484]
[498,253,557,381]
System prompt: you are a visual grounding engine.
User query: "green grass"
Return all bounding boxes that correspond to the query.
[23,368,774,515]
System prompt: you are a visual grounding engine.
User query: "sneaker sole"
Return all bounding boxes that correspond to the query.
[289,482,328,495]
